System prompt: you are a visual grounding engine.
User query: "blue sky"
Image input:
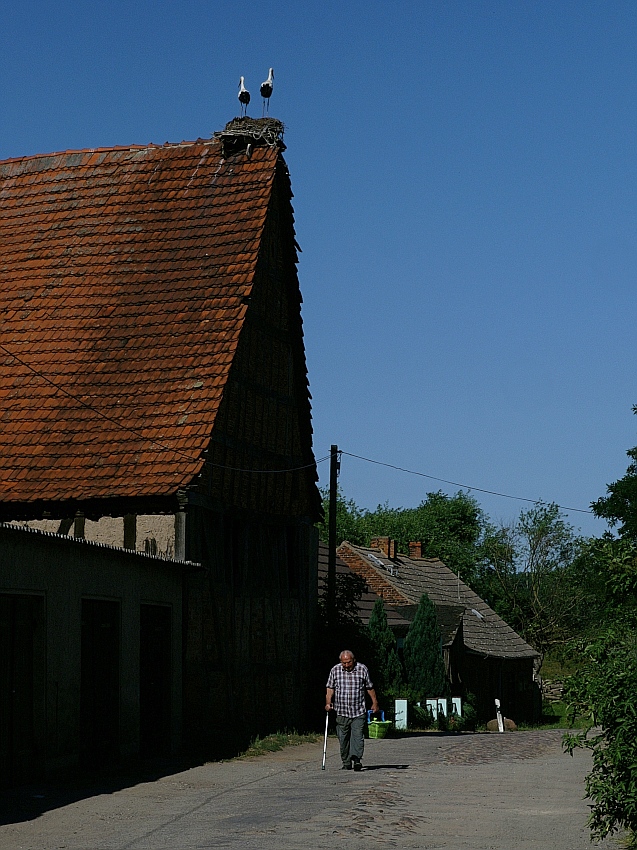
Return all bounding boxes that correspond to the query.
[2,0,636,537]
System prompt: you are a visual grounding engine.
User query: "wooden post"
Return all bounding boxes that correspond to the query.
[327,445,339,623]
[175,490,187,561]
[73,512,85,539]
[123,514,137,551]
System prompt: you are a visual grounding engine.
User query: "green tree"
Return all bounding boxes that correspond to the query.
[476,503,585,655]
[317,488,370,547]
[367,598,403,699]
[563,623,637,845]
[318,488,486,585]
[592,408,637,539]
[317,569,369,651]
[311,570,374,724]
[574,536,637,620]
[403,593,448,699]
[562,433,637,847]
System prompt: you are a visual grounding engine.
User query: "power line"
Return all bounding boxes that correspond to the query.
[340,451,594,515]
[0,343,597,508]
[0,341,328,475]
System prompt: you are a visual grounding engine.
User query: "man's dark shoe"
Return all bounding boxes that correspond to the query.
[351,757,362,772]
[341,762,352,770]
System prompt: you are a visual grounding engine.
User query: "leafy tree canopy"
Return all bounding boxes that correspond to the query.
[315,570,373,673]
[564,622,637,844]
[562,418,637,848]
[318,488,486,585]
[592,409,637,539]
[475,503,585,655]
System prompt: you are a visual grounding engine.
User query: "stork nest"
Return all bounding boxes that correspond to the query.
[214,117,285,155]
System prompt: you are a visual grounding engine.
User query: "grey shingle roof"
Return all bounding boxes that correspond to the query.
[341,543,539,660]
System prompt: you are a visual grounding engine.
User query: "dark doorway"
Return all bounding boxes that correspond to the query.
[0,594,45,789]
[140,605,172,758]
[80,599,120,767]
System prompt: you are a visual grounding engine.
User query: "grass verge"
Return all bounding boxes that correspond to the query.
[517,700,589,731]
[232,731,319,760]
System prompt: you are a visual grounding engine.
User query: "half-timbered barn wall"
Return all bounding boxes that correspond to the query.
[181,161,319,755]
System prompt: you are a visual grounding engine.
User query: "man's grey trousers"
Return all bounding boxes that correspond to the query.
[336,714,366,766]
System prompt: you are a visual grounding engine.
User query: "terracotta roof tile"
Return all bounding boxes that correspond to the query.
[0,136,280,505]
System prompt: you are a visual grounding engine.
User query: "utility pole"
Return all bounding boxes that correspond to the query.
[327,444,340,622]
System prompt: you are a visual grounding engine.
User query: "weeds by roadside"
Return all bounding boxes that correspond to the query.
[517,700,589,731]
[229,731,318,760]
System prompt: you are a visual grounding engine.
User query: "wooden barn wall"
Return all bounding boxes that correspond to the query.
[183,504,318,756]
[198,162,320,522]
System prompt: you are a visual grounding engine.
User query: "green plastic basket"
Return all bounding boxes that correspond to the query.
[368,720,392,739]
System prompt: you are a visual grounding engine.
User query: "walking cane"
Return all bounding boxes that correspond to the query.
[321,711,329,770]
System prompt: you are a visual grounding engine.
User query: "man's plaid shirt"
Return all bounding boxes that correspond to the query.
[326,662,374,718]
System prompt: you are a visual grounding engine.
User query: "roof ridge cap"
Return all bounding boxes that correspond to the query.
[0,138,221,166]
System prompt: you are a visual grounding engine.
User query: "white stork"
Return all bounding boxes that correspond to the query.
[260,68,274,116]
[238,77,250,116]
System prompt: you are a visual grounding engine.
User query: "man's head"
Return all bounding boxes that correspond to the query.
[339,650,356,670]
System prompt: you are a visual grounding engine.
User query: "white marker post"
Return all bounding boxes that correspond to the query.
[495,698,504,733]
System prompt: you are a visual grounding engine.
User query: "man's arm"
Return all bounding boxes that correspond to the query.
[325,687,335,712]
[367,688,379,713]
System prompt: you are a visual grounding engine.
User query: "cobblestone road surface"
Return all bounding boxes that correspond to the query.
[0,730,619,850]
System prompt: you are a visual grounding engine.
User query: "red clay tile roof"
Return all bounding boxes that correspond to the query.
[0,135,282,506]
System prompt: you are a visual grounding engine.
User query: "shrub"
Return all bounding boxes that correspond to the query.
[563,625,637,845]
[403,593,448,700]
[409,703,435,729]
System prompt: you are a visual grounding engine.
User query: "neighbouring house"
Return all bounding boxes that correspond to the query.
[317,541,412,637]
[336,538,541,722]
[0,117,322,781]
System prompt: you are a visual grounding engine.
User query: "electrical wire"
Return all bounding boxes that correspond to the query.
[339,451,594,514]
[0,342,596,507]
[0,341,329,475]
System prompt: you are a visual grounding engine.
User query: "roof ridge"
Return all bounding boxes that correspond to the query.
[0,138,220,166]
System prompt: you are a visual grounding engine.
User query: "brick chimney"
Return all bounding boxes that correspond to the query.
[409,541,422,559]
[370,537,398,559]
[370,536,390,557]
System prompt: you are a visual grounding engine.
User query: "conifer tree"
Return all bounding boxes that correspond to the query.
[403,593,448,698]
[367,598,403,697]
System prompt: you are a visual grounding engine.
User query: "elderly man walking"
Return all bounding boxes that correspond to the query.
[325,650,379,771]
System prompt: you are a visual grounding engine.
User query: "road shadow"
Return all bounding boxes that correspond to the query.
[0,756,206,827]
[362,764,410,771]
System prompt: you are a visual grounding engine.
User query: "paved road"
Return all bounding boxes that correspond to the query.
[0,730,619,849]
